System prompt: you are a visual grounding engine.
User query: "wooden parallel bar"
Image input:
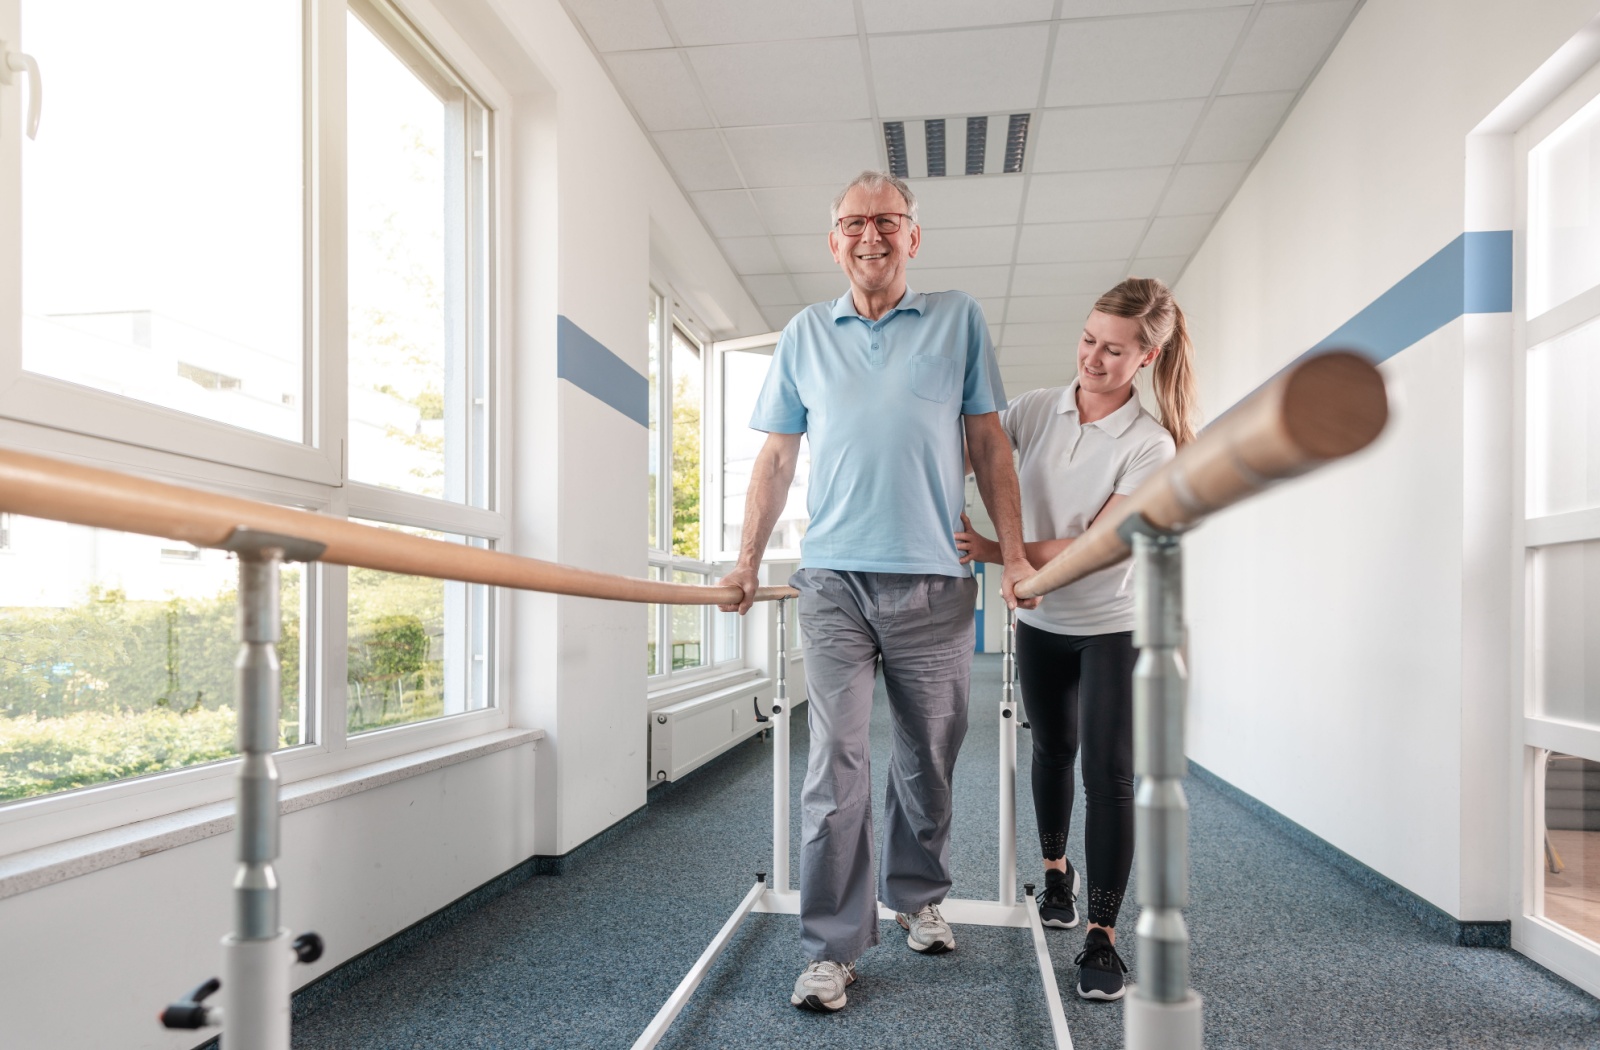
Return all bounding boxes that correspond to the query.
[0,448,796,606]
[1016,350,1389,601]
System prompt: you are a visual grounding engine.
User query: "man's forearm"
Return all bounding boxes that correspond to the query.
[972,448,1028,563]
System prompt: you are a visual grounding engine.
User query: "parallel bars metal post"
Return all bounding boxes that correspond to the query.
[773,598,791,892]
[999,607,1018,905]
[1123,520,1203,1049]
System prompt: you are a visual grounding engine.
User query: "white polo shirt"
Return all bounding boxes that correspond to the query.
[1002,380,1176,635]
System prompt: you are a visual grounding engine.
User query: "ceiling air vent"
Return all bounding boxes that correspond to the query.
[882,113,1031,179]
[925,119,946,178]
[1004,113,1030,174]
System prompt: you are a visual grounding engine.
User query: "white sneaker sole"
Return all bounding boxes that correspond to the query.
[1077,983,1126,1002]
[791,990,848,1012]
[896,914,955,954]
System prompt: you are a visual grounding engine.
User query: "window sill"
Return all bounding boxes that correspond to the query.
[0,727,543,902]
[648,666,762,711]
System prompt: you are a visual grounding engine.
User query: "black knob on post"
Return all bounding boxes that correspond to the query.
[1023,883,1036,897]
[293,931,325,965]
[160,977,220,1029]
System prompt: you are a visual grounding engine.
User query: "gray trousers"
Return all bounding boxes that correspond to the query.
[791,568,978,962]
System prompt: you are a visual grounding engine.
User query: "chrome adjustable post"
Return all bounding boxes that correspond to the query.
[771,597,791,894]
[998,606,1018,904]
[161,528,326,1050]
[1120,515,1203,1050]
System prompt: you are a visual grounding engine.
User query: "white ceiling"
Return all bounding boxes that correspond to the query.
[562,0,1361,392]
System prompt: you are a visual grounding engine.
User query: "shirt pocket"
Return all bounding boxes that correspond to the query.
[910,353,957,403]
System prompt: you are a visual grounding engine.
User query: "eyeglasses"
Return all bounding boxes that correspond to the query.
[834,213,911,236]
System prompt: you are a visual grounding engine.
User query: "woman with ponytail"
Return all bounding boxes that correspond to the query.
[955,277,1198,1002]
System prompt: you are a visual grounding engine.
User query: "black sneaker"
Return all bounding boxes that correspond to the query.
[1037,863,1080,929]
[1074,927,1129,1001]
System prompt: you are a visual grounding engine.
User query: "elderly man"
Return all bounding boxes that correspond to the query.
[718,170,1035,1013]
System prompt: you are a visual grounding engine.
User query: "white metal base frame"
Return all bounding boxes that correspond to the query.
[634,604,1072,1050]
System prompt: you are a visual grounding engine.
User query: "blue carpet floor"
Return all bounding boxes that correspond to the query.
[292,655,1600,1049]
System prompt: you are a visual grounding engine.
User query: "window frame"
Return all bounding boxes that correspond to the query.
[0,0,517,850]
[1510,52,1600,994]
[646,285,741,689]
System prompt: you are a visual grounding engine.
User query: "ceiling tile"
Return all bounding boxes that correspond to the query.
[862,0,1055,33]
[606,51,713,131]
[1015,219,1147,264]
[1025,168,1171,223]
[1005,294,1099,324]
[1012,260,1129,297]
[1185,91,1296,164]
[564,0,674,51]
[907,177,1025,228]
[908,265,1013,298]
[910,225,1018,268]
[977,297,1008,323]
[742,274,802,306]
[1001,321,1077,346]
[793,273,852,302]
[751,185,840,235]
[690,189,768,237]
[722,122,880,187]
[688,39,871,127]
[657,0,858,45]
[1139,214,1215,257]
[762,304,808,330]
[1059,0,1256,13]
[871,26,1053,118]
[655,129,743,191]
[1159,162,1249,215]
[720,236,786,275]
[1030,100,1204,173]
[1221,1,1357,95]
[1045,9,1249,107]
[773,233,838,273]
[1130,255,1189,285]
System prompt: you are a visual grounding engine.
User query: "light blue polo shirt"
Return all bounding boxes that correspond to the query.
[750,287,1006,576]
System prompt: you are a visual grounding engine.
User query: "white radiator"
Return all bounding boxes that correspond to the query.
[648,677,776,784]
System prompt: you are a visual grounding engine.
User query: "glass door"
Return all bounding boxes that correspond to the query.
[1514,56,1600,996]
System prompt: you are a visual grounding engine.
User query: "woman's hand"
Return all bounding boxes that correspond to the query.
[955,512,1002,565]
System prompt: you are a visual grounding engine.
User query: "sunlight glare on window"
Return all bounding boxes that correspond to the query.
[347,9,487,503]
[19,0,303,441]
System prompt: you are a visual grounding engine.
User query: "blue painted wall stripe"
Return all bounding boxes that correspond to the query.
[1463,229,1513,314]
[1308,230,1512,364]
[1209,230,1511,426]
[557,315,649,428]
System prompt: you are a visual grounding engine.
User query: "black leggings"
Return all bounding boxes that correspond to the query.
[1017,621,1136,927]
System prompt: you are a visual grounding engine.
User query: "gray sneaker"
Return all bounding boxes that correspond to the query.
[790,959,856,1012]
[896,902,955,953]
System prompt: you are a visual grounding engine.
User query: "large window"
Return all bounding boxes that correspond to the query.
[0,517,305,803]
[18,0,304,444]
[347,1,492,506]
[647,288,738,682]
[1515,57,1600,986]
[720,343,810,557]
[0,0,504,816]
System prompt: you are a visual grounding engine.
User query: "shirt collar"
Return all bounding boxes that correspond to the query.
[830,286,926,323]
[1056,377,1143,437]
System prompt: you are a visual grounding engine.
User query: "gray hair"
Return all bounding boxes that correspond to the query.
[829,170,919,227]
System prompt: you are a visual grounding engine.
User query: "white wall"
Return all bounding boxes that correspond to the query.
[1,743,539,1050]
[0,0,768,1044]
[479,0,766,855]
[1176,0,1599,920]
